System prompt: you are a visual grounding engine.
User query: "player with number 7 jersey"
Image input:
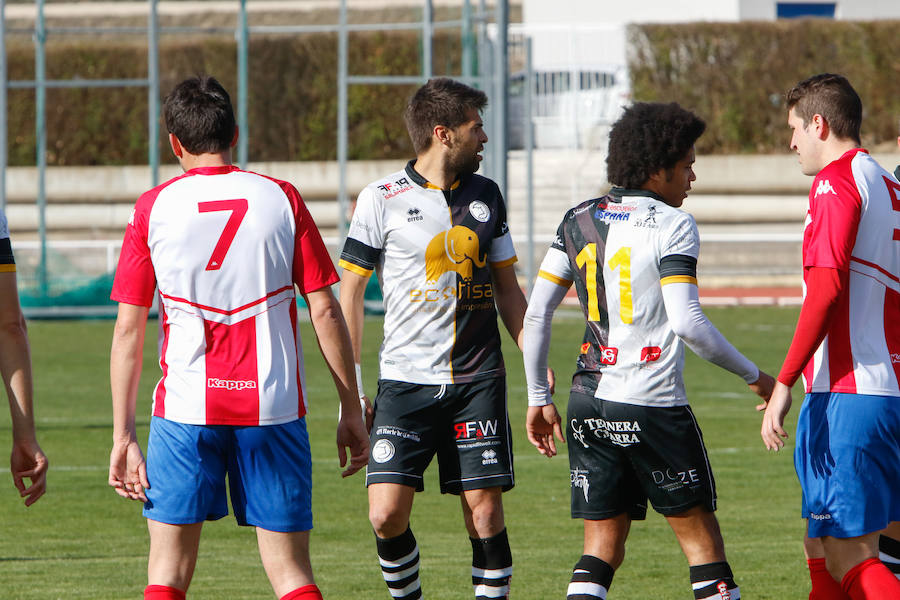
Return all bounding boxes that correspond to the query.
[112,165,335,425]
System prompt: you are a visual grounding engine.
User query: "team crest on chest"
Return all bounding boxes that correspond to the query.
[469,200,490,222]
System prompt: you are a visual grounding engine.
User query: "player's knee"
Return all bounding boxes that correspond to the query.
[369,505,409,538]
[468,499,505,536]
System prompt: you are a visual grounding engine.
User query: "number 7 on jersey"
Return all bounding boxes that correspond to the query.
[198,199,248,271]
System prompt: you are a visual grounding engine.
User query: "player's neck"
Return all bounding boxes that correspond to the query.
[818,137,859,171]
[178,151,232,172]
[413,151,458,191]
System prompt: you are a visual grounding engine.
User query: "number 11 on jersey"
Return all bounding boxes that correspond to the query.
[575,243,633,325]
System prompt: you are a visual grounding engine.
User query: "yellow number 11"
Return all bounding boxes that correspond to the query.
[575,243,633,324]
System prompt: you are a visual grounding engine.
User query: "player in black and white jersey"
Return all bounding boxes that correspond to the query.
[340,78,547,600]
[522,102,775,600]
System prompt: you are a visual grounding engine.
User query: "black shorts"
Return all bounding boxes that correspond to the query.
[366,377,514,495]
[567,390,717,520]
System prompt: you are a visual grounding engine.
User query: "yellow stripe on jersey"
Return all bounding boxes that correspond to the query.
[538,269,573,288]
[338,259,373,278]
[490,256,518,269]
[0,264,16,273]
[425,180,461,191]
[660,274,697,286]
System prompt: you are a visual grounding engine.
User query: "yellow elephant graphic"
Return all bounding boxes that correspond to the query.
[424,225,486,283]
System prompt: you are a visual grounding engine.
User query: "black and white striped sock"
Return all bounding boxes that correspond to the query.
[690,561,740,600]
[879,535,900,580]
[376,527,422,600]
[471,528,513,599]
[566,555,614,599]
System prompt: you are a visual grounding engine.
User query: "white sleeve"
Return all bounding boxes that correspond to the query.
[523,276,569,406]
[661,281,759,383]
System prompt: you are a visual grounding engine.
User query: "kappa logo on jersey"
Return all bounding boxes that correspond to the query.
[598,345,618,365]
[481,449,498,465]
[207,378,257,391]
[424,225,485,283]
[570,468,590,502]
[407,207,423,222]
[455,419,499,440]
[640,346,662,362]
[378,177,413,199]
[814,179,836,197]
[469,200,491,222]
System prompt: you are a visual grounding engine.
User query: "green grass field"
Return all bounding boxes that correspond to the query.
[0,306,808,599]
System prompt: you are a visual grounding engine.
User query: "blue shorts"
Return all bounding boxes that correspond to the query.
[143,416,313,532]
[795,392,900,538]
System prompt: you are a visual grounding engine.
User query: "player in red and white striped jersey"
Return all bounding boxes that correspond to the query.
[762,73,900,600]
[108,76,368,600]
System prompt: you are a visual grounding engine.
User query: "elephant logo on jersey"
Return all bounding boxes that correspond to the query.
[424,226,486,282]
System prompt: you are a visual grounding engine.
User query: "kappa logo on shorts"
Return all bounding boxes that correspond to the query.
[372,439,395,463]
[481,449,498,465]
[809,512,833,521]
[570,468,590,502]
[207,378,257,391]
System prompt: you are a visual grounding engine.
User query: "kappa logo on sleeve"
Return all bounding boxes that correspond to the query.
[814,179,836,197]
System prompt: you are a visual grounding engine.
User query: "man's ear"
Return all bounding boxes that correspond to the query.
[434,124,452,147]
[811,113,830,141]
[230,125,239,148]
[169,133,184,158]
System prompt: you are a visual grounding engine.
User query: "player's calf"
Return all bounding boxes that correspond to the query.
[471,528,512,599]
[690,561,740,600]
[566,555,615,599]
[376,526,422,599]
[144,585,186,600]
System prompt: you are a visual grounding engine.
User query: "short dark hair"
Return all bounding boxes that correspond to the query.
[606,102,706,189]
[786,73,861,145]
[404,78,488,154]
[164,75,236,155]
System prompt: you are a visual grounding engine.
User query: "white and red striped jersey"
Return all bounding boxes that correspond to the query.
[801,149,900,395]
[0,208,14,272]
[112,165,338,425]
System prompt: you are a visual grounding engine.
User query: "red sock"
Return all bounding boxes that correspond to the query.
[808,558,849,600]
[841,557,900,600]
[280,584,323,600]
[144,585,186,600]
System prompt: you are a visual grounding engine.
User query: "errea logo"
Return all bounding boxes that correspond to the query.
[814,179,836,197]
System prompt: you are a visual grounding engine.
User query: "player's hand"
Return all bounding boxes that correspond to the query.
[749,370,776,410]
[10,437,48,506]
[108,437,149,502]
[337,410,370,478]
[526,404,565,458]
[760,381,792,451]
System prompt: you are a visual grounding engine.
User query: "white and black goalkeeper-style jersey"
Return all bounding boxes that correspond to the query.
[339,160,517,385]
[525,187,758,408]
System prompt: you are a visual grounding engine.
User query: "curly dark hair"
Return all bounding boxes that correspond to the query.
[606,102,706,189]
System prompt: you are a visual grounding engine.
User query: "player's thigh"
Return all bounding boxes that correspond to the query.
[796,392,900,539]
[367,380,444,491]
[567,391,646,521]
[228,419,312,532]
[436,377,514,495]
[143,417,230,524]
[626,404,718,516]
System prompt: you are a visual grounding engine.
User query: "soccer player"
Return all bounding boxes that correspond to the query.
[760,73,900,600]
[0,208,48,507]
[108,75,369,600]
[339,77,538,600]
[522,102,775,600]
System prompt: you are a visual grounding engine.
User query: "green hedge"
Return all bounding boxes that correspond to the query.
[7,31,461,166]
[7,20,898,165]
[629,20,900,154]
